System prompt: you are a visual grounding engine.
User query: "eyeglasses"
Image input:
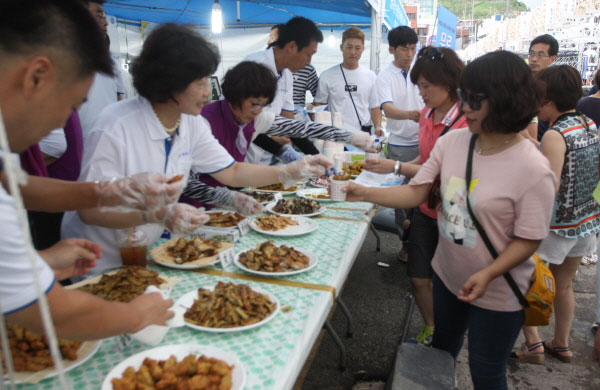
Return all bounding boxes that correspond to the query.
[417,46,444,61]
[528,51,550,59]
[249,102,268,113]
[457,88,488,111]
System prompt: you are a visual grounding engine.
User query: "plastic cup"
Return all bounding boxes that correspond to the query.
[365,152,380,161]
[119,229,148,267]
[330,178,350,201]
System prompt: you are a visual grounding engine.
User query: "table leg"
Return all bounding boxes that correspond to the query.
[369,222,381,252]
[401,295,416,344]
[324,320,347,370]
[336,297,353,338]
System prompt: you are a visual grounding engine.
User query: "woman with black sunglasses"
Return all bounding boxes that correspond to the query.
[364,46,466,347]
[345,51,556,389]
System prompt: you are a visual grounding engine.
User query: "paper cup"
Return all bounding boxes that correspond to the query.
[330,179,350,201]
[365,152,380,161]
[323,147,336,160]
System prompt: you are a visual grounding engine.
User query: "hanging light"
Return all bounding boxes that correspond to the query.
[212,0,223,34]
[328,29,335,47]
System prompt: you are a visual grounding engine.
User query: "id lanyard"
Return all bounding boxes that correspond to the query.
[164,128,179,173]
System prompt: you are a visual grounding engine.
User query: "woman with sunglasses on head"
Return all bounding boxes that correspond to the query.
[61,25,332,276]
[365,46,466,346]
[180,60,373,213]
[511,65,600,365]
[345,51,556,389]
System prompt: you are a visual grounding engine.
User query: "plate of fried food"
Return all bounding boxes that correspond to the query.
[234,241,318,277]
[250,214,318,236]
[175,282,280,333]
[243,190,277,204]
[2,323,100,385]
[150,237,233,269]
[102,344,245,390]
[70,266,179,302]
[249,183,298,195]
[205,211,246,228]
[265,198,326,217]
[296,188,333,202]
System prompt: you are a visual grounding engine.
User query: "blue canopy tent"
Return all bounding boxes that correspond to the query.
[104,1,374,27]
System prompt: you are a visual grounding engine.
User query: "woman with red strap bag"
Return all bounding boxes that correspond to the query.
[344,51,556,390]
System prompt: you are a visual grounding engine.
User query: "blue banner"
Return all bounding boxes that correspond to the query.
[384,0,409,29]
[434,6,458,49]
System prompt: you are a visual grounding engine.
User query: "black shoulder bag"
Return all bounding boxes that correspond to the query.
[339,65,371,133]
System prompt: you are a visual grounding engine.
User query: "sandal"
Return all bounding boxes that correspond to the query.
[509,342,545,365]
[542,340,573,363]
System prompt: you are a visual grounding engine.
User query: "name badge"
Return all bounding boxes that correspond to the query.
[345,85,358,92]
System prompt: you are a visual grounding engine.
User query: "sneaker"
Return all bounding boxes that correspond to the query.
[407,325,434,347]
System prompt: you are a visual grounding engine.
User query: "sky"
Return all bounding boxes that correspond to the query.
[520,0,546,10]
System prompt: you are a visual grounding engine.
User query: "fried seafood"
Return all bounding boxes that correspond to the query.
[2,323,81,372]
[184,282,276,328]
[257,183,297,192]
[167,237,223,264]
[305,192,330,200]
[238,241,310,272]
[272,198,321,214]
[206,212,246,228]
[78,266,165,303]
[111,354,233,390]
[254,214,298,231]
[343,161,363,176]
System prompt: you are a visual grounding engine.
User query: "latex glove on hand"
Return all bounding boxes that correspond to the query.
[213,187,264,215]
[128,293,175,331]
[278,155,332,188]
[145,203,209,234]
[277,144,302,164]
[350,132,376,152]
[97,172,184,210]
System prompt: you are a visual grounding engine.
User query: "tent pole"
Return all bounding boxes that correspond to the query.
[370,0,382,73]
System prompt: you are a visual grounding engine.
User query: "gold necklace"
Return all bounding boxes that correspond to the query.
[476,135,519,155]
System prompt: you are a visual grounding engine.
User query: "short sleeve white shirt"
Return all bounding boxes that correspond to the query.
[314,64,378,132]
[376,62,424,146]
[0,185,55,315]
[244,48,294,115]
[61,96,235,275]
[39,128,67,159]
[78,59,126,138]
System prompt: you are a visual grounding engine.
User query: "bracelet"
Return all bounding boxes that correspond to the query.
[393,161,401,176]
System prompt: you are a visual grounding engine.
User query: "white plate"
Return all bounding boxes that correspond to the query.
[297,188,334,203]
[245,187,297,196]
[233,247,318,276]
[101,344,245,390]
[175,285,279,333]
[265,201,326,217]
[4,340,100,385]
[249,215,318,237]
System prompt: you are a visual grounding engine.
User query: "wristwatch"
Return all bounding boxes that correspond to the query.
[394,161,402,176]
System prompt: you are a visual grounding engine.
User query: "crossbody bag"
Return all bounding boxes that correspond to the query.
[339,65,371,133]
[465,134,555,326]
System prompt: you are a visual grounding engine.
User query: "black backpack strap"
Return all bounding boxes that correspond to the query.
[339,64,363,128]
[440,111,464,138]
[465,134,529,308]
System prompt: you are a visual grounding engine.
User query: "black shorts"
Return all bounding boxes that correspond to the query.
[406,208,439,279]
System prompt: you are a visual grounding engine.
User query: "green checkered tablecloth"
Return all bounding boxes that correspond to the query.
[21,270,331,390]
[18,201,374,390]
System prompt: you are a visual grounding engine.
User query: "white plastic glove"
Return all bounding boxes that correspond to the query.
[145,203,209,234]
[350,132,376,152]
[277,155,333,188]
[97,172,184,210]
[213,187,264,215]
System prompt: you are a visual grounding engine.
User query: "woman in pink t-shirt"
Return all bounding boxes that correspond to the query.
[345,51,556,390]
[364,47,466,346]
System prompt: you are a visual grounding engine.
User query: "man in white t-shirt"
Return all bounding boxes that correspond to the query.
[376,26,423,162]
[314,27,382,135]
[0,0,176,340]
[244,17,323,164]
[77,0,125,138]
